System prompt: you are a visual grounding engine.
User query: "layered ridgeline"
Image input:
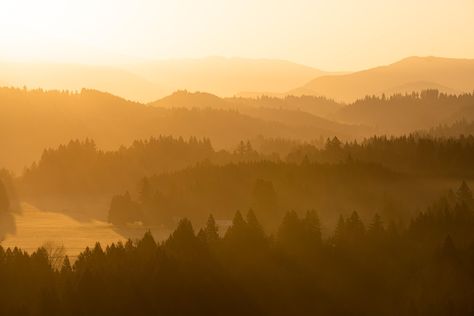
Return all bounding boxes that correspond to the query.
[287,134,474,177]
[18,134,474,229]
[3,56,474,104]
[0,88,362,172]
[1,182,474,315]
[334,90,474,134]
[2,87,474,172]
[290,56,474,102]
[151,90,474,134]
[0,57,329,102]
[19,137,276,217]
[107,156,471,230]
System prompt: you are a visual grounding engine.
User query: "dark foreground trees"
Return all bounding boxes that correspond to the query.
[1,183,474,315]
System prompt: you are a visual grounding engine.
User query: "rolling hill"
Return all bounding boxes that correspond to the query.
[290,57,474,102]
[0,88,366,172]
[0,57,329,102]
[0,62,161,102]
[149,91,365,137]
[150,90,344,119]
[126,57,329,98]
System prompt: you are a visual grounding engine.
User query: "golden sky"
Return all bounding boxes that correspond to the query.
[0,0,473,71]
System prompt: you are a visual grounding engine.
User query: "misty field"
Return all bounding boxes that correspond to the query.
[1,203,144,258]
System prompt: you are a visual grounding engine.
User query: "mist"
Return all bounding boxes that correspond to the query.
[1,1,474,314]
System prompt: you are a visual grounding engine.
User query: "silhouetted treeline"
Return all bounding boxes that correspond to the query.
[229,94,343,118]
[336,90,474,133]
[108,159,441,228]
[1,183,474,315]
[0,87,358,172]
[250,135,325,158]
[4,86,474,173]
[149,90,343,119]
[422,119,474,138]
[19,133,474,224]
[287,134,474,177]
[21,137,274,207]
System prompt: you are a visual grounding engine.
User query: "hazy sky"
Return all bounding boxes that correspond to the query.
[0,0,473,71]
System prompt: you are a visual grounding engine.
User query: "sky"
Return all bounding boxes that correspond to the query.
[0,0,473,71]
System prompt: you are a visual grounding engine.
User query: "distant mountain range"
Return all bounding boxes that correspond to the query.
[0,58,329,102]
[0,62,160,102]
[1,56,473,103]
[289,57,474,102]
[127,57,329,99]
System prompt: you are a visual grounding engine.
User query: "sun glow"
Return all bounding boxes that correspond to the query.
[0,0,180,63]
[0,0,473,69]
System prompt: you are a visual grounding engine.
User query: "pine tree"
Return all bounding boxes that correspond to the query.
[230,211,246,231]
[246,209,263,233]
[203,214,219,242]
[277,211,300,248]
[138,231,157,252]
[224,211,251,250]
[456,181,474,209]
[303,210,322,246]
[61,256,72,274]
[246,209,266,243]
[165,218,201,259]
[347,211,366,238]
[368,213,385,236]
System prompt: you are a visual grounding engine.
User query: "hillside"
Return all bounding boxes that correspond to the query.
[0,62,161,102]
[150,91,366,137]
[291,57,474,102]
[0,88,363,172]
[334,90,474,134]
[150,90,229,109]
[0,57,329,102]
[128,57,329,98]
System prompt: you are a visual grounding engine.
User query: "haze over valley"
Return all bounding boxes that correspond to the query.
[1,0,474,314]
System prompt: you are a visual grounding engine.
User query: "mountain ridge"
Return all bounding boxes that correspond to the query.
[289,56,474,102]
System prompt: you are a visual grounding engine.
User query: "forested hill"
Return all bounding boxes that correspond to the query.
[1,181,474,315]
[19,137,273,215]
[0,88,360,172]
[18,134,474,225]
[2,87,474,172]
[287,134,474,177]
[151,90,474,134]
[291,56,474,102]
[334,90,474,133]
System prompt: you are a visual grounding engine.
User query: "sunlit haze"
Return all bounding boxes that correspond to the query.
[1,2,474,314]
[0,0,473,70]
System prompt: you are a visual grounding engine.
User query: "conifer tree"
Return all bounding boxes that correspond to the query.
[456,181,474,209]
[204,214,220,242]
[368,213,384,236]
[303,210,322,246]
